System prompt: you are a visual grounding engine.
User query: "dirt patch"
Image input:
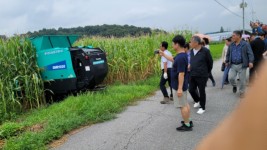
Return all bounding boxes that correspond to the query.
[48,134,69,149]
[27,123,44,132]
[48,125,91,149]
[0,139,5,149]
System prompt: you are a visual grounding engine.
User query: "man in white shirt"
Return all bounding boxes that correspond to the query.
[159,41,173,104]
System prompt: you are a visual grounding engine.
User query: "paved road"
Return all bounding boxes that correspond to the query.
[53,60,242,150]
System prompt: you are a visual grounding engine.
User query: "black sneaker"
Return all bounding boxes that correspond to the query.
[233,86,237,93]
[181,121,194,127]
[212,82,216,87]
[176,124,192,132]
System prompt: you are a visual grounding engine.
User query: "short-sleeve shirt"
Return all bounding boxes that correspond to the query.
[171,53,188,91]
[161,50,173,69]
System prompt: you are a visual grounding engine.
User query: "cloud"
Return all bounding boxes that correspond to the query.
[121,7,165,25]
[0,0,266,36]
[192,12,207,22]
[2,15,28,35]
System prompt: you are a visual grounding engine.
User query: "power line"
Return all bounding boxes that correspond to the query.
[214,0,252,31]
[222,0,251,23]
[223,0,253,22]
[214,0,242,18]
[224,0,235,6]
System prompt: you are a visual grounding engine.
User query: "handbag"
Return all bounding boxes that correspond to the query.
[221,63,225,71]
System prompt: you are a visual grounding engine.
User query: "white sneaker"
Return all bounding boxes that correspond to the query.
[197,108,205,114]
[193,102,200,108]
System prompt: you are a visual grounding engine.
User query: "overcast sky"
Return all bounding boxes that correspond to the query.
[1,0,266,36]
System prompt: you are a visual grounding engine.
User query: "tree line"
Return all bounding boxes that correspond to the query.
[25,24,164,38]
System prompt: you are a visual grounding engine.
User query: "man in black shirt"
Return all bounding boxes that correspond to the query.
[189,36,213,114]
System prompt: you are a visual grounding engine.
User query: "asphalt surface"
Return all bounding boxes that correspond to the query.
[53,60,242,150]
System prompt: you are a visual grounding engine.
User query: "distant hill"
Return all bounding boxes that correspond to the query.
[25,24,165,38]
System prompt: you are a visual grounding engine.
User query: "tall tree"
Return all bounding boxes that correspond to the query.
[220,26,224,33]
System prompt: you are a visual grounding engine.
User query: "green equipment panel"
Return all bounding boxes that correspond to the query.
[30,35,79,81]
[36,48,76,80]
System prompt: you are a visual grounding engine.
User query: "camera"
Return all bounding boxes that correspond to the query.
[154,50,159,54]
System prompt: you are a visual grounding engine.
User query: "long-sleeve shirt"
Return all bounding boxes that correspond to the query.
[226,40,254,68]
[190,47,213,77]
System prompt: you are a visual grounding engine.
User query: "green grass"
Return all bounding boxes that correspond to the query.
[1,76,159,150]
[210,43,224,60]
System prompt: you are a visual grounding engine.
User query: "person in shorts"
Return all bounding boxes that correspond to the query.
[160,35,193,131]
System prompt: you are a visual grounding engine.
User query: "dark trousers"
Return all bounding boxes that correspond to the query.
[160,69,173,98]
[249,62,259,81]
[208,72,215,83]
[189,76,208,110]
[188,72,200,97]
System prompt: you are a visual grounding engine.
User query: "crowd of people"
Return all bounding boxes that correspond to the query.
[250,20,267,35]
[157,34,214,132]
[156,28,267,132]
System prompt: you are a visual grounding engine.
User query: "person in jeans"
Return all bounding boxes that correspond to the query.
[225,30,254,98]
[189,36,213,114]
[221,37,232,85]
[160,35,193,131]
[159,41,173,104]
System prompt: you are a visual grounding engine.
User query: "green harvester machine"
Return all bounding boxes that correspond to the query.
[30,35,108,95]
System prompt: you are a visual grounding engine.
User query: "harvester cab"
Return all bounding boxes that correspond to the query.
[30,35,108,94]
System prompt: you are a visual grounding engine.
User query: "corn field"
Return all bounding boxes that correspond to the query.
[0,37,45,122]
[76,31,192,84]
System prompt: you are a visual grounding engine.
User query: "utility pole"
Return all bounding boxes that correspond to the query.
[240,0,247,34]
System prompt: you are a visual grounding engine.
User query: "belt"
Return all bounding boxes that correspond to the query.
[231,62,242,65]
